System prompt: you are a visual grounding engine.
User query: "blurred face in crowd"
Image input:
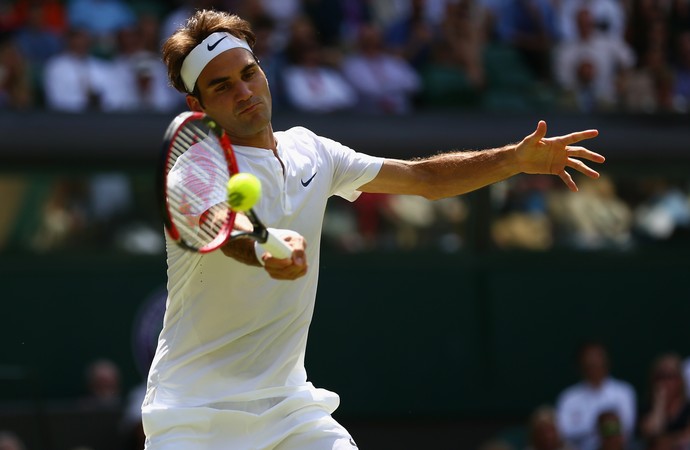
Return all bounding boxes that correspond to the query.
[530,413,562,450]
[580,344,609,387]
[652,354,685,400]
[598,411,624,450]
[187,48,273,148]
[576,9,595,40]
[66,28,92,57]
[88,360,121,400]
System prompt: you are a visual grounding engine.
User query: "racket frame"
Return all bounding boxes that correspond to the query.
[158,111,292,259]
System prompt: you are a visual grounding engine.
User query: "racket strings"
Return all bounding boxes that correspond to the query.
[167,121,231,248]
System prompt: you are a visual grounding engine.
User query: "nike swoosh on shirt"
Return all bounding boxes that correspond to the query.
[207,36,227,51]
[301,172,317,187]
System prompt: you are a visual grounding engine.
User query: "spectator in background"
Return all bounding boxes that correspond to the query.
[556,341,637,450]
[483,0,559,82]
[622,11,677,114]
[553,6,635,112]
[9,0,66,35]
[526,405,576,450]
[66,0,136,56]
[0,431,25,450]
[633,179,690,243]
[547,174,633,250]
[81,358,122,409]
[11,0,64,105]
[43,27,126,111]
[282,17,357,113]
[419,0,486,108]
[557,0,627,43]
[110,21,179,112]
[595,410,626,450]
[671,30,690,112]
[384,0,436,70]
[639,353,690,449]
[491,175,555,251]
[0,35,33,109]
[341,22,421,114]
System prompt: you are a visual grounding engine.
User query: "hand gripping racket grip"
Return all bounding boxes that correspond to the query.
[262,229,293,259]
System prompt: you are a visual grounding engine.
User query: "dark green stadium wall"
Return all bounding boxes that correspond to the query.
[2,249,689,418]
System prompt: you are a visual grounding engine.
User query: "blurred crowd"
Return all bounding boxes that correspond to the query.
[479,343,690,450]
[1,0,689,255]
[0,170,688,255]
[320,171,690,254]
[1,0,690,114]
[3,344,690,450]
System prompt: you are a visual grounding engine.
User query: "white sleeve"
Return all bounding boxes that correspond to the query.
[313,133,384,202]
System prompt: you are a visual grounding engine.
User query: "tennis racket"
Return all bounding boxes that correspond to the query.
[158,111,292,258]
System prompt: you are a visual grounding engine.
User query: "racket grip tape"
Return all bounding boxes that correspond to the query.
[261,228,293,259]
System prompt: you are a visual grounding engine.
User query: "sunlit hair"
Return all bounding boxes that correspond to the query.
[162,9,256,94]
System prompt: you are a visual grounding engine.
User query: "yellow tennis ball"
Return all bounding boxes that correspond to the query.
[227,173,261,212]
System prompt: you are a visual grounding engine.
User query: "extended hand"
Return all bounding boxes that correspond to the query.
[516,120,604,191]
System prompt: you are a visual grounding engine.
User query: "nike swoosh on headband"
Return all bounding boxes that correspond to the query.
[207,35,227,51]
[180,32,253,92]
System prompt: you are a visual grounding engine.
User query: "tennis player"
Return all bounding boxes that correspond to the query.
[143,9,605,449]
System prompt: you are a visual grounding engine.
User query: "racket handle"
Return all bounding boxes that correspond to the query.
[262,229,293,259]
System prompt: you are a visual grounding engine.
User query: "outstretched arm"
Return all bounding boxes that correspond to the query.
[359,120,604,199]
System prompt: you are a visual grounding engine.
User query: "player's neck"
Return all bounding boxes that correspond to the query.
[231,125,276,151]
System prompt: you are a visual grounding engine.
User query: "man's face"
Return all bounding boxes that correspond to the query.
[580,346,608,384]
[189,48,272,145]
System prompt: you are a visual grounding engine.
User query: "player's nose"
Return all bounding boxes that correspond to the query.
[234,81,252,101]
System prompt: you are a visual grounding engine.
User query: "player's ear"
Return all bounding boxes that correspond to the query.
[186,94,204,112]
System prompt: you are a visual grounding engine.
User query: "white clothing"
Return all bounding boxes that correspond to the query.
[556,377,637,450]
[558,0,627,43]
[282,66,358,113]
[553,32,635,105]
[111,52,180,112]
[143,126,383,448]
[43,53,131,112]
[341,54,421,114]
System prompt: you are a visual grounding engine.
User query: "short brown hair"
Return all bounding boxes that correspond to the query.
[162,10,256,93]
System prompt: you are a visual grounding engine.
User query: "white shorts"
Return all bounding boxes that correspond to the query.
[143,401,358,450]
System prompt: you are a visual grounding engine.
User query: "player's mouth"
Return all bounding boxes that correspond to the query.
[238,101,262,115]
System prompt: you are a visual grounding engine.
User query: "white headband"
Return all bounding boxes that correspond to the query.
[180,31,253,92]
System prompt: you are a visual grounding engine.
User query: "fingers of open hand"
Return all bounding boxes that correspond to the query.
[557,129,599,146]
[567,157,600,179]
[566,146,606,163]
[559,170,577,192]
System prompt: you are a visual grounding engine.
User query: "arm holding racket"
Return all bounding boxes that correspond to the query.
[359,120,604,198]
[159,111,304,279]
[218,217,307,280]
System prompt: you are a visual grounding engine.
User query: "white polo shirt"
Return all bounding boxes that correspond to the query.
[143,126,383,445]
[556,377,637,450]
